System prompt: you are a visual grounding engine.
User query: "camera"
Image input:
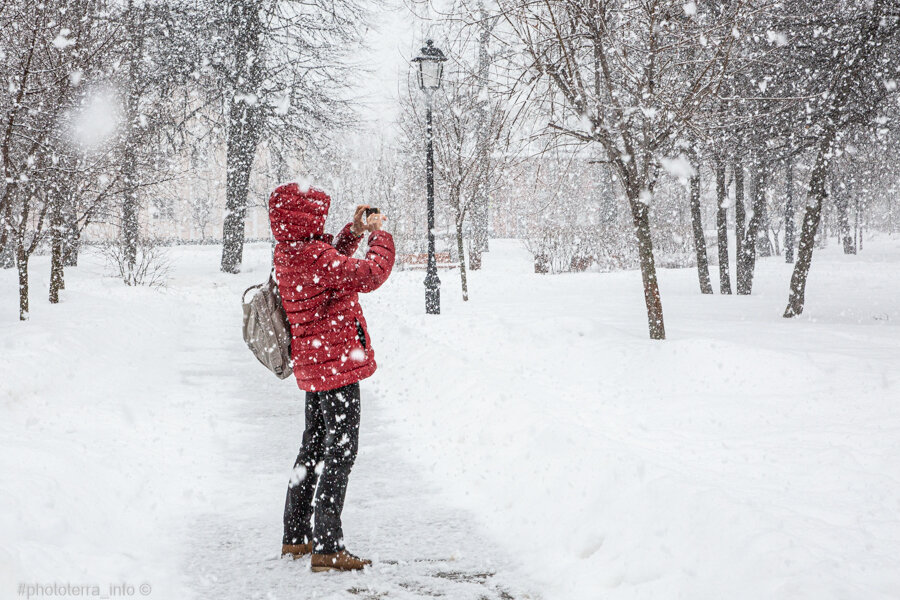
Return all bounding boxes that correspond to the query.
[365,207,380,218]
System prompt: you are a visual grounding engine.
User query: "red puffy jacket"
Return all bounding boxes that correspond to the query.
[269,183,395,392]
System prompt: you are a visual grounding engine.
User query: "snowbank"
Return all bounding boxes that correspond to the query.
[0,247,269,598]
[2,236,899,599]
[366,238,900,599]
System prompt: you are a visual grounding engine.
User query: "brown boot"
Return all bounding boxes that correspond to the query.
[310,549,372,572]
[281,543,313,559]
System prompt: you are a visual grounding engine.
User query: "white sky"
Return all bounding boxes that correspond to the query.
[352,0,440,136]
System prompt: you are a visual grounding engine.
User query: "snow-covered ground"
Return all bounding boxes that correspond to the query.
[2,235,899,600]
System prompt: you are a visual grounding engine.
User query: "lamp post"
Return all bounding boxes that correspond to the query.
[413,40,446,315]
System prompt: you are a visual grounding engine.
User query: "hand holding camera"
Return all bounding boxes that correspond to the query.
[365,208,386,232]
[351,205,386,235]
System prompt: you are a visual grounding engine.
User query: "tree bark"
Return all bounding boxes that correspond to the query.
[784,157,795,263]
[49,199,64,303]
[469,0,493,271]
[736,160,766,294]
[754,161,773,257]
[715,159,731,294]
[0,238,12,268]
[0,203,14,268]
[220,121,257,273]
[784,133,835,318]
[61,195,79,267]
[456,220,469,301]
[628,192,665,340]
[834,169,855,254]
[689,167,713,294]
[121,142,139,271]
[468,191,484,270]
[16,235,28,320]
[734,162,752,294]
[220,0,264,274]
[121,0,143,272]
[816,197,829,249]
[857,197,863,251]
[64,227,80,267]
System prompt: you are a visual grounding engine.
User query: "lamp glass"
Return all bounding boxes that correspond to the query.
[418,59,443,91]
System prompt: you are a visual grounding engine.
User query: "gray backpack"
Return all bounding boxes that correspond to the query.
[242,273,293,379]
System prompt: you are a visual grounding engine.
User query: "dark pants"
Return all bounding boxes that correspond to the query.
[283,382,360,554]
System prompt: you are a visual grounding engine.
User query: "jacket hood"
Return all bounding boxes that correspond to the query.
[269,183,332,242]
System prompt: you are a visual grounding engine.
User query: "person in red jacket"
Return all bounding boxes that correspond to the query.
[269,183,394,572]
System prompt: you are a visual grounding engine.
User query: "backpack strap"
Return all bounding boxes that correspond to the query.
[242,283,262,305]
[243,266,278,305]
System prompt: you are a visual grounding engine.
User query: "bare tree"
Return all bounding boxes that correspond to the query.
[48,156,122,303]
[468,1,501,270]
[497,0,748,339]
[194,0,368,273]
[0,0,118,319]
[784,1,900,317]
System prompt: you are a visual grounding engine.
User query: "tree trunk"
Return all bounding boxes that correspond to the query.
[715,159,731,294]
[16,235,28,320]
[754,161,773,257]
[627,192,665,340]
[62,194,79,267]
[64,227,80,267]
[689,167,713,294]
[784,133,835,318]
[0,198,14,268]
[834,170,855,254]
[784,158,795,263]
[220,0,264,274]
[742,174,759,292]
[469,181,487,270]
[220,124,256,273]
[816,197,829,249]
[734,162,751,294]
[49,200,64,303]
[0,221,14,269]
[0,239,12,268]
[122,144,139,271]
[456,220,469,302]
[468,246,483,271]
[468,199,483,270]
[122,0,143,272]
[469,0,493,270]
[857,198,863,251]
[737,160,766,295]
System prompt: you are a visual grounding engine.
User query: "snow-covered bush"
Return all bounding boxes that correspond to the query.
[525,223,637,273]
[99,236,171,288]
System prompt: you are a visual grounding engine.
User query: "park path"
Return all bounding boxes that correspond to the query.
[173,265,536,600]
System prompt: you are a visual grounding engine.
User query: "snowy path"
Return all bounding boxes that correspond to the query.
[1,244,538,600]
[181,388,530,600]
[171,257,536,599]
[5,237,900,600]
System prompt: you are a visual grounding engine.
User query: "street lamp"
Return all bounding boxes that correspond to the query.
[413,39,446,315]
